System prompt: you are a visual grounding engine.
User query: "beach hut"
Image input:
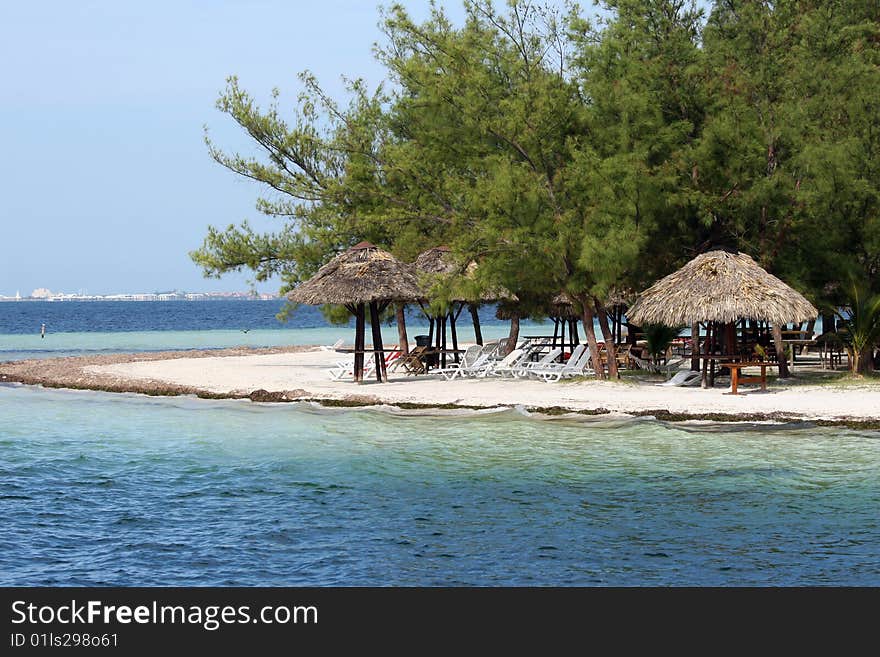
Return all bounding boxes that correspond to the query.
[414,247,515,367]
[548,293,580,356]
[288,241,422,383]
[627,250,817,385]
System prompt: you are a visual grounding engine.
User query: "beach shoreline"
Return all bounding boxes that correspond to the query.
[2,346,879,428]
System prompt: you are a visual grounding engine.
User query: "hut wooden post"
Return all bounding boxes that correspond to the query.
[691,322,701,371]
[449,312,459,364]
[559,317,566,358]
[569,318,578,354]
[354,304,366,383]
[368,302,386,383]
[440,315,447,369]
[708,322,718,387]
[701,322,711,388]
[469,304,483,345]
[287,241,422,385]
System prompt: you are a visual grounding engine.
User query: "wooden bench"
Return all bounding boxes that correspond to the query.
[720,361,775,395]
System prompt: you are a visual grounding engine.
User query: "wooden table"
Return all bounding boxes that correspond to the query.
[720,361,774,395]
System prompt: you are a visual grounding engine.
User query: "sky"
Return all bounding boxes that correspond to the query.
[0,0,624,296]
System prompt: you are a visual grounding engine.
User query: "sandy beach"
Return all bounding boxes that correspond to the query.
[3,346,879,425]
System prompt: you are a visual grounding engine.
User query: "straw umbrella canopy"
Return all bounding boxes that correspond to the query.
[413,247,516,359]
[627,250,817,327]
[288,241,422,382]
[628,250,818,386]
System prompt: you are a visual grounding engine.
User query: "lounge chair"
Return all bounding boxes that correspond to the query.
[528,344,585,378]
[512,348,563,378]
[487,347,536,377]
[657,370,702,387]
[399,345,430,375]
[434,352,493,380]
[327,347,400,381]
[319,338,345,352]
[538,345,594,382]
[630,354,687,376]
[482,348,526,377]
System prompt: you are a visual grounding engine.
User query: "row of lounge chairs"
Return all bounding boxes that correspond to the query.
[433,340,595,382]
[325,338,701,385]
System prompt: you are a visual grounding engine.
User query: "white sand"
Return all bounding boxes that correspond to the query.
[84,348,880,422]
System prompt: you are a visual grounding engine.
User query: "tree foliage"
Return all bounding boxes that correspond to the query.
[193,0,880,375]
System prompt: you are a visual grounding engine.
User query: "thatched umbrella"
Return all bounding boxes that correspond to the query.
[547,293,580,355]
[288,241,422,382]
[628,250,818,384]
[414,247,516,364]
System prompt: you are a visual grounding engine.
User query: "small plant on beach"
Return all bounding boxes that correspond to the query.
[833,282,880,376]
[642,324,684,362]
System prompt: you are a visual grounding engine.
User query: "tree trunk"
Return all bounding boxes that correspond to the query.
[580,301,605,380]
[690,322,700,371]
[395,303,409,355]
[772,324,790,378]
[506,312,520,355]
[854,347,875,375]
[469,304,483,345]
[595,301,619,379]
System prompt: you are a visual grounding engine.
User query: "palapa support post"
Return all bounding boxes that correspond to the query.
[551,318,560,352]
[286,241,422,385]
[440,315,448,369]
[559,318,566,359]
[354,304,366,383]
[701,322,711,388]
[368,301,386,383]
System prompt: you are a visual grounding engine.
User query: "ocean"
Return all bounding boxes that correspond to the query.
[1,301,878,585]
[0,300,526,361]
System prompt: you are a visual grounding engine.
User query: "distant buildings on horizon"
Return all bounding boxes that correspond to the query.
[0,288,280,302]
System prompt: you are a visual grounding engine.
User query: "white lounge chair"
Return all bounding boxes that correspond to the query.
[434,352,493,380]
[657,370,702,387]
[538,345,594,382]
[319,338,345,352]
[512,348,563,378]
[487,347,536,377]
[327,348,399,381]
[530,344,586,377]
[483,348,526,377]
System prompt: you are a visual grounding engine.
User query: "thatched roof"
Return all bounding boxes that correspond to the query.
[413,246,458,276]
[627,250,818,326]
[413,247,516,303]
[287,241,422,306]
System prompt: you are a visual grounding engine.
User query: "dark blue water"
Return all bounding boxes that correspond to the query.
[0,300,505,334]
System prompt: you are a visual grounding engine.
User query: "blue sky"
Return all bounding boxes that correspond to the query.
[0,1,636,295]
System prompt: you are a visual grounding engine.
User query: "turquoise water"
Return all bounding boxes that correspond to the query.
[2,384,878,586]
[0,324,524,361]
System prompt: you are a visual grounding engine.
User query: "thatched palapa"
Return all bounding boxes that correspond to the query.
[288,241,422,306]
[413,246,515,303]
[288,241,421,383]
[627,250,817,326]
